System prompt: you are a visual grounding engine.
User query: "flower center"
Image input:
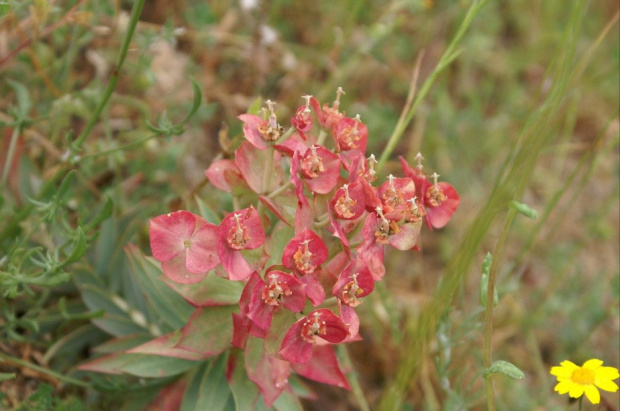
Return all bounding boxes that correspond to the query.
[406,196,426,223]
[301,312,327,343]
[301,146,326,179]
[334,184,357,219]
[293,239,316,274]
[382,174,405,209]
[374,207,400,244]
[257,100,284,142]
[262,274,292,306]
[341,273,363,307]
[571,368,595,385]
[426,172,446,207]
[338,114,362,150]
[183,239,192,249]
[227,213,250,250]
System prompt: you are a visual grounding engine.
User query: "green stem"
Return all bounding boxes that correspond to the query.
[337,345,370,411]
[376,0,486,172]
[578,396,583,411]
[267,181,293,199]
[0,125,22,190]
[78,133,157,161]
[72,0,146,150]
[0,352,90,388]
[316,129,328,146]
[483,209,517,411]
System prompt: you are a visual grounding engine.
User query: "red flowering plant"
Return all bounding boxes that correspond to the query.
[78,90,459,409]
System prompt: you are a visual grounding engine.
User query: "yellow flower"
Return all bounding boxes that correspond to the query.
[550,359,619,404]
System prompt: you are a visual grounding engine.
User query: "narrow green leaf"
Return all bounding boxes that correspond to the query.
[480,252,497,308]
[162,271,243,307]
[181,354,232,411]
[228,351,260,411]
[484,360,525,380]
[7,79,31,114]
[0,373,16,382]
[57,169,77,200]
[125,245,194,330]
[0,2,10,18]
[179,78,203,126]
[175,306,236,357]
[82,196,114,231]
[194,195,221,225]
[509,200,538,220]
[62,227,87,266]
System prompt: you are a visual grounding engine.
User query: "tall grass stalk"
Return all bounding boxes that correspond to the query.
[378,0,588,408]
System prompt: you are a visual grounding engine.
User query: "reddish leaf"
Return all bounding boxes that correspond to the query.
[175,306,236,357]
[292,345,350,390]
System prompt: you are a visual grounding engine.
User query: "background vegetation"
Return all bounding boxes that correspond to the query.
[0,0,618,409]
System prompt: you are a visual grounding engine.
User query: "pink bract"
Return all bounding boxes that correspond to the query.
[149,210,219,284]
[282,229,328,276]
[279,309,348,364]
[238,114,270,150]
[217,207,266,281]
[424,182,460,229]
[300,145,340,194]
[246,271,306,330]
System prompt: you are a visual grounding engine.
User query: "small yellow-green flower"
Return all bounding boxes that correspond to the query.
[550,359,619,404]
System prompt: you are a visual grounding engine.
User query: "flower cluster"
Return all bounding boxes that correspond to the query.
[148,89,460,407]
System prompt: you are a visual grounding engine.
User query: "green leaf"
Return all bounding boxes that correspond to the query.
[273,390,304,411]
[79,351,200,378]
[227,351,260,411]
[127,331,207,361]
[0,373,15,382]
[125,245,194,330]
[82,196,114,231]
[483,360,525,380]
[194,195,221,225]
[509,200,538,220]
[181,354,232,411]
[480,252,497,308]
[179,78,203,126]
[163,271,244,307]
[7,79,31,115]
[175,306,236,357]
[62,227,87,266]
[56,169,77,200]
[247,96,263,115]
[0,2,10,18]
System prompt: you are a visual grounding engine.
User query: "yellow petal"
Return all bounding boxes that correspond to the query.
[554,381,572,394]
[595,366,620,381]
[560,360,578,370]
[583,385,600,404]
[568,383,585,399]
[595,379,619,393]
[551,366,573,378]
[583,359,603,370]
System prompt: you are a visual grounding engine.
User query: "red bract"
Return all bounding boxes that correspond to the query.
[282,229,328,276]
[246,271,306,330]
[330,181,366,220]
[291,345,350,390]
[310,88,345,132]
[235,141,282,194]
[334,115,368,154]
[217,207,266,281]
[149,211,219,284]
[238,101,285,150]
[332,258,374,308]
[279,309,348,363]
[300,145,340,194]
[290,96,313,140]
[377,175,416,216]
[205,159,246,193]
[423,174,460,229]
[290,151,314,233]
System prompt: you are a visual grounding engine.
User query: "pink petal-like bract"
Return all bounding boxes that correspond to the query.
[247,271,306,330]
[330,181,366,220]
[279,309,348,364]
[282,229,328,276]
[291,345,350,390]
[300,145,340,194]
[332,258,374,306]
[238,114,270,150]
[205,159,246,193]
[150,210,220,284]
[425,182,460,229]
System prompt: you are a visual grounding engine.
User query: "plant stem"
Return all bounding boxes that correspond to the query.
[376,0,487,172]
[0,125,21,190]
[0,352,90,388]
[483,208,517,411]
[72,0,146,150]
[267,181,293,199]
[337,345,370,411]
[578,397,583,411]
